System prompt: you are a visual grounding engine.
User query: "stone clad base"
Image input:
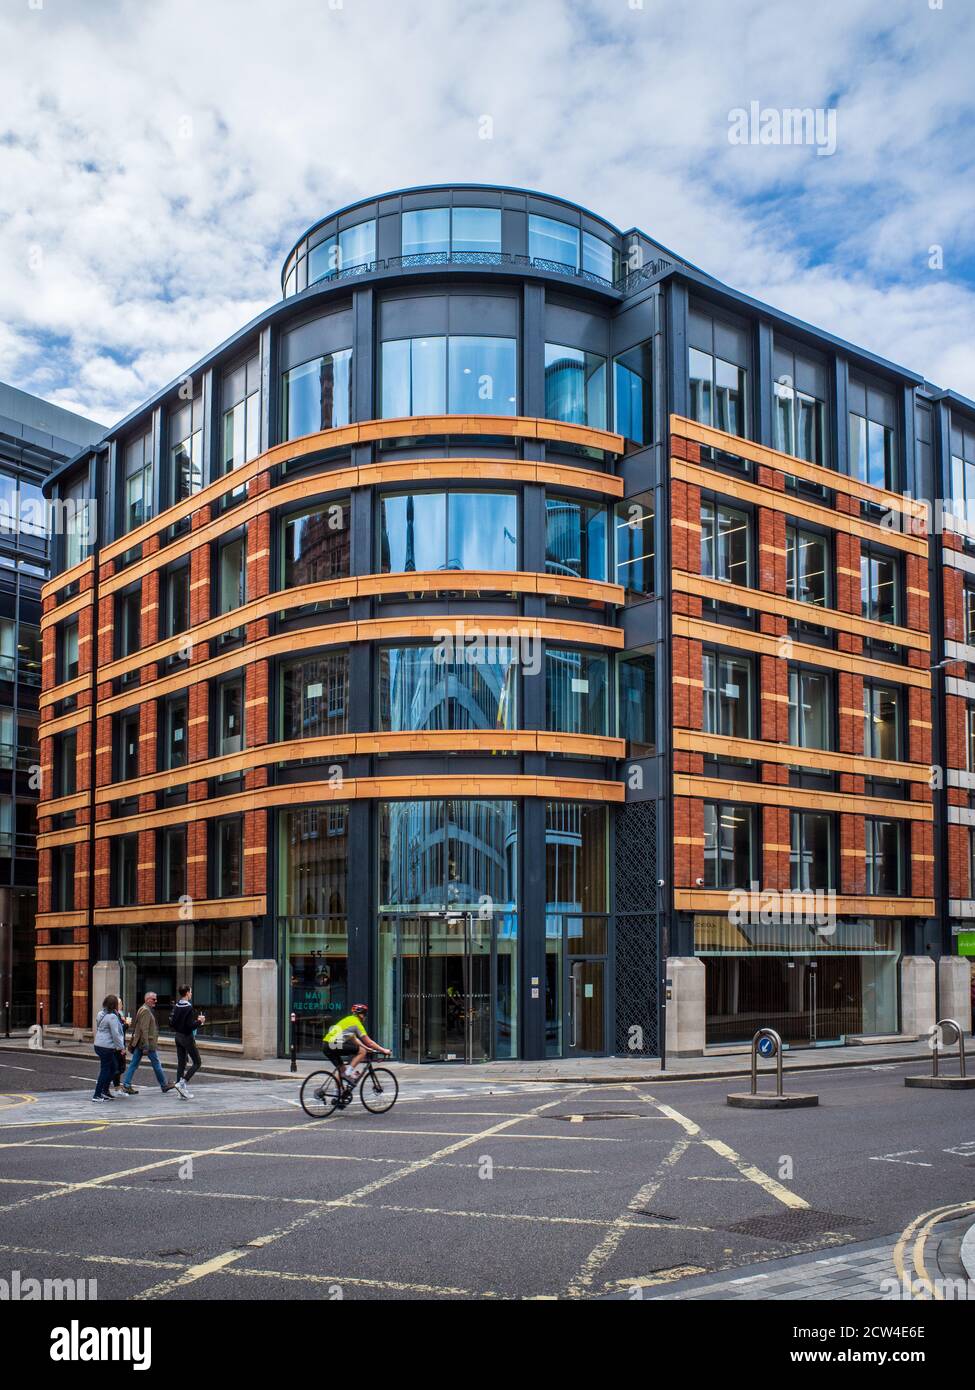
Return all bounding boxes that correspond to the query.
[904,1075,975,1090]
[726,1091,819,1108]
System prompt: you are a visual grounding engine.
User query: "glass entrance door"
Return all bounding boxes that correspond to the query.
[380,913,516,1062]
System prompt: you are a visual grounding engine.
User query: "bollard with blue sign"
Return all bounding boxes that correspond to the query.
[727,1027,819,1109]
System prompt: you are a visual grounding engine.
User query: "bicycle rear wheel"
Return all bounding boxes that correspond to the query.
[359,1066,399,1114]
[300,1069,342,1118]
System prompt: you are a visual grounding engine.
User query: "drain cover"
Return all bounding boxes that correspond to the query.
[723,1209,869,1241]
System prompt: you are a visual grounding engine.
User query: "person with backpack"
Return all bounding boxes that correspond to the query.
[92,994,125,1102]
[122,991,175,1095]
[170,985,205,1099]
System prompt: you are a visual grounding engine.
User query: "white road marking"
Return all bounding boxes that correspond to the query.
[870,1150,933,1168]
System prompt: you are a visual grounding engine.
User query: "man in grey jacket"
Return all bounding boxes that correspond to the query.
[122,992,175,1094]
[92,995,125,1102]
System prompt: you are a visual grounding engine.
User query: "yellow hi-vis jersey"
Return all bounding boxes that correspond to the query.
[324,1014,367,1045]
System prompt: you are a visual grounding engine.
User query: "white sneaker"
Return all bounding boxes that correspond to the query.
[182,1085,194,1099]
[175,1079,188,1100]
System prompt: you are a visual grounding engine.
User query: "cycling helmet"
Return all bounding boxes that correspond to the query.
[351,1003,369,1015]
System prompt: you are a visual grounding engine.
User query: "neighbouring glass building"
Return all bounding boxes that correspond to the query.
[35,184,973,1061]
[0,381,102,1029]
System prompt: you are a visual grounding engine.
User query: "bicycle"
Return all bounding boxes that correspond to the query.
[299,1048,399,1118]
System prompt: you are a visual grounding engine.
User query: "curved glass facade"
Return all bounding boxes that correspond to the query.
[379,645,517,732]
[379,491,518,572]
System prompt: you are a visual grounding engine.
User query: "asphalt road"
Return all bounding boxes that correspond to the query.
[0,1052,973,1300]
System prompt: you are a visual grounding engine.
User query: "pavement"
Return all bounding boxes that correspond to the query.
[1,1050,974,1301]
[0,1031,949,1084]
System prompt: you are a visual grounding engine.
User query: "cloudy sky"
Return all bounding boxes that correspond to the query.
[0,0,973,427]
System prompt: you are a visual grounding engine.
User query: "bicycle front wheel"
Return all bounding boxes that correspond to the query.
[359,1067,399,1114]
[300,1069,342,1118]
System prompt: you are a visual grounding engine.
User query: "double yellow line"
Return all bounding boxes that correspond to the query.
[893,1200,975,1299]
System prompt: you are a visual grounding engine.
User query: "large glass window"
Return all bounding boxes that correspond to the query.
[379,645,517,732]
[544,497,606,581]
[401,206,502,258]
[864,683,902,761]
[160,826,187,902]
[59,619,79,682]
[618,654,655,755]
[170,394,203,501]
[545,649,609,736]
[222,354,261,475]
[114,712,139,783]
[861,548,900,625]
[701,500,750,586]
[788,667,832,750]
[545,801,607,912]
[381,335,516,417]
[379,799,517,911]
[307,220,376,283]
[850,412,895,490]
[281,352,353,439]
[112,835,138,907]
[280,805,349,917]
[613,342,652,445]
[544,344,607,429]
[615,499,654,596]
[582,231,618,283]
[282,502,351,587]
[703,802,755,889]
[379,491,517,572]
[703,651,753,740]
[123,431,153,533]
[791,811,833,891]
[786,526,829,608]
[967,706,975,774]
[163,697,187,771]
[865,819,904,895]
[217,536,246,615]
[62,475,90,569]
[529,215,579,269]
[115,589,141,661]
[215,679,244,757]
[281,653,350,740]
[690,349,747,437]
[163,564,190,640]
[774,378,825,465]
[120,922,253,1042]
[213,816,244,897]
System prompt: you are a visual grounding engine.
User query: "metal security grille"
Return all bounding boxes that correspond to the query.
[613,801,660,1057]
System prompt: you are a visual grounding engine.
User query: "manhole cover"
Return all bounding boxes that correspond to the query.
[722,1209,870,1241]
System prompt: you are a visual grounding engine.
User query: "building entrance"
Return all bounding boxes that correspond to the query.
[378,912,517,1062]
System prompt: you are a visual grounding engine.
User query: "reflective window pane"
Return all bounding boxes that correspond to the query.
[704,802,754,889]
[786,526,828,607]
[283,503,351,586]
[282,352,353,438]
[788,668,831,750]
[545,801,607,912]
[281,654,349,739]
[448,336,517,414]
[701,501,749,586]
[447,492,517,570]
[338,220,375,269]
[529,214,579,269]
[619,654,655,755]
[689,348,713,425]
[451,207,501,253]
[380,645,517,732]
[791,811,833,891]
[545,497,606,581]
[545,649,609,736]
[544,343,607,429]
[613,343,651,444]
[402,208,450,256]
[615,500,654,595]
[704,652,753,739]
[380,493,446,572]
[582,231,616,282]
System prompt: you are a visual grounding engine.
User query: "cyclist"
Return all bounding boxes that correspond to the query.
[323,1004,390,1087]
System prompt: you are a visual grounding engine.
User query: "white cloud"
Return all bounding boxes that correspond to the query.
[0,0,972,425]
